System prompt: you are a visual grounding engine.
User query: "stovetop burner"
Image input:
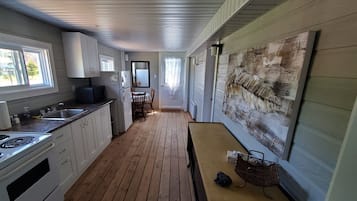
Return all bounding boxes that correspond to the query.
[0,135,9,141]
[0,136,35,148]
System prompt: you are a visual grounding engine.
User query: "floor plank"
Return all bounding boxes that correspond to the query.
[65,111,194,201]
[157,122,171,201]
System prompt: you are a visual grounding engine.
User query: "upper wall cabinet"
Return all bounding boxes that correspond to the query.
[62,32,100,78]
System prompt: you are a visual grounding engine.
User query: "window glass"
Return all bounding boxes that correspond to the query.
[0,48,26,87]
[24,49,44,85]
[0,32,58,101]
[100,55,115,72]
[164,57,181,90]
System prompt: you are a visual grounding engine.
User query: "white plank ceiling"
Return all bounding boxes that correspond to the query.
[0,0,285,52]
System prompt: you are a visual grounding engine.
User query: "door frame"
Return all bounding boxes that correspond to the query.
[158,52,186,110]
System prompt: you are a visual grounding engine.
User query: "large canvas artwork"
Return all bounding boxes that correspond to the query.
[223,32,315,158]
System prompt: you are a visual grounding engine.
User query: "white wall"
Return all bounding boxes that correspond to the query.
[0,6,87,114]
[92,43,123,135]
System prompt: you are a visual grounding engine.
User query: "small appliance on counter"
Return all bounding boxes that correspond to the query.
[75,85,106,104]
[0,101,11,130]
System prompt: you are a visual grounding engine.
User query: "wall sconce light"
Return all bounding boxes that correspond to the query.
[210,43,223,56]
[124,54,129,61]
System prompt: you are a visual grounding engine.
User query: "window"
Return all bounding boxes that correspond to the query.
[164,57,181,93]
[0,32,57,100]
[99,55,115,72]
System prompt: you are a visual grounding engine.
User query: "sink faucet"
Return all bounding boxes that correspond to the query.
[57,102,65,110]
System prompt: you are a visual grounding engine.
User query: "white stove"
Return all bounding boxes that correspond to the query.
[0,132,52,170]
[0,131,63,201]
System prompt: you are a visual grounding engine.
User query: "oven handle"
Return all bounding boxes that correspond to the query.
[0,142,55,180]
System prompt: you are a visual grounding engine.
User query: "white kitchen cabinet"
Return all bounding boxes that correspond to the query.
[52,104,112,194]
[100,104,112,146]
[93,109,105,153]
[93,104,112,153]
[84,113,98,162]
[62,32,100,78]
[71,113,99,175]
[70,118,89,175]
[52,125,77,194]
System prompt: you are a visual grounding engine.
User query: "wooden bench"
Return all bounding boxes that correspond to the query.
[187,122,291,201]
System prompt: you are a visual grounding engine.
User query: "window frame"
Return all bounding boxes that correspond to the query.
[99,54,115,72]
[0,32,58,101]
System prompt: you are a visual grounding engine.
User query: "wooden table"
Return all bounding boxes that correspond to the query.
[187,122,291,201]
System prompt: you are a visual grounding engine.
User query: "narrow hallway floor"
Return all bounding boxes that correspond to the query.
[65,111,195,201]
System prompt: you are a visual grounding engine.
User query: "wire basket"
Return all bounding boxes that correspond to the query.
[235,150,280,187]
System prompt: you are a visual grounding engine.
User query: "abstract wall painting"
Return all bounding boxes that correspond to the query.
[223,32,316,158]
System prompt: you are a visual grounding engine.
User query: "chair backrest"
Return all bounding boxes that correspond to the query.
[150,88,155,102]
[133,94,146,106]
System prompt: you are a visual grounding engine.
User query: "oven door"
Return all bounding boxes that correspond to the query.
[0,143,63,201]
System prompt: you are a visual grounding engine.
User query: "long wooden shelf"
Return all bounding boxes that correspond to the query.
[187,122,291,201]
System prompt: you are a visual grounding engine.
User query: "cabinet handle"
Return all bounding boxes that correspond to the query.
[61,159,68,165]
[56,134,64,140]
[59,148,66,154]
[81,121,86,128]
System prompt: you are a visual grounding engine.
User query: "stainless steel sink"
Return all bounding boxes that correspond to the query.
[41,109,86,120]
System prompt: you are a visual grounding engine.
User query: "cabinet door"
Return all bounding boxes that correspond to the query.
[79,33,88,76]
[71,119,88,174]
[84,35,99,77]
[93,109,105,152]
[101,105,112,145]
[84,114,98,161]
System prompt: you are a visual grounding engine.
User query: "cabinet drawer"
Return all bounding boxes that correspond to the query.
[57,154,77,193]
[52,125,72,145]
[55,142,72,161]
[58,156,75,180]
[55,139,77,193]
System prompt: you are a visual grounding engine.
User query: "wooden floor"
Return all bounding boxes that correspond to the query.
[65,111,195,201]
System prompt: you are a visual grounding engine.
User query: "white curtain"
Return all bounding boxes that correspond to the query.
[164,57,181,96]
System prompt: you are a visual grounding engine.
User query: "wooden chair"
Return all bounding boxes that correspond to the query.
[146,88,155,111]
[132,94,146,120]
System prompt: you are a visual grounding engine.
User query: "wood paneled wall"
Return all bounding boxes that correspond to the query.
[0,6,87,114]
[186,0,250,55]
[210,0,357,200]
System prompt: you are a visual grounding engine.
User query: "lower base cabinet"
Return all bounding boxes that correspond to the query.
[52,125,77,194]
[70,117,90,175]
[53,104,112,194]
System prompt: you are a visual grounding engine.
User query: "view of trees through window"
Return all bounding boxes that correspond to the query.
[24,51,44,85]
[0,32,57,100]
[0,48,44,87]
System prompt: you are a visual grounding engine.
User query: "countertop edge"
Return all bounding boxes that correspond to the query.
[9,99,115,133]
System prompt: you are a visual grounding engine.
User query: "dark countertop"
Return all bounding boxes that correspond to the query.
[9,99,114,133]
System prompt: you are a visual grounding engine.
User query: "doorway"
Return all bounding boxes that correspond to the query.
[158,52,186,109]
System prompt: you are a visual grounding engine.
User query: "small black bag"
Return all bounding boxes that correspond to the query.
[214,171,232,187]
